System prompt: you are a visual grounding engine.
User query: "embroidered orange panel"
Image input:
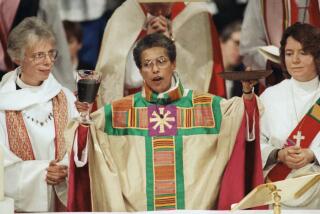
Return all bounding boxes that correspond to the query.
[6,91,68,161]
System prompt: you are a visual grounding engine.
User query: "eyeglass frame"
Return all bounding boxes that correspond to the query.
[29,49,59,64]
[141,56,170,71]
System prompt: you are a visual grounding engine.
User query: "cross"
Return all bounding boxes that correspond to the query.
[149,107,175,133]
[293,131,305,147]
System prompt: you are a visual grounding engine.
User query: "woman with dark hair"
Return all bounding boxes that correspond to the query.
[261,22,320,209]
[66,33,264,211]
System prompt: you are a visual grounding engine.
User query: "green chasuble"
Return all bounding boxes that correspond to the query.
[66,77,249,211]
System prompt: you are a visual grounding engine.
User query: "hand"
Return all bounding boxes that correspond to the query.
[46,160,68,185]
[146,15,171,38]
[75,100,92,113]
[241,67,258,99]
[278,146,315,169]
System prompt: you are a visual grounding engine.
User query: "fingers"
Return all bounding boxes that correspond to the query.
[75,101,91,112]
[281,147,313,169]
[49,159,58,166]
[46,163,68,185]
[147,16,170,35]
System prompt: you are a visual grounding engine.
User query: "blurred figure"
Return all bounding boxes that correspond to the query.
[59,0,125,70]
[212,0,248,32]
[261,23,320,209]
[220,20,243,98]
[0,17,78,212]
[0,0,19,80]
[63,20,89,80]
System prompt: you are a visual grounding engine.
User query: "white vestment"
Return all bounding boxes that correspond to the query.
[95,0,217,105]
[260,77,320,208]
[0,68,78,212]
[240,0,314,69]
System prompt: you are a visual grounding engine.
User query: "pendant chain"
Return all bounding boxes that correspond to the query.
[23,111,54,127]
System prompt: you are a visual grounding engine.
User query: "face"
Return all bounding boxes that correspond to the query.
[221,31,242,69]
[142,3,173,17]
[16,39,57,86]
[284,36,318,82]
[140,47,176,93]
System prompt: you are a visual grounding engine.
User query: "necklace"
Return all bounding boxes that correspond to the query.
[23,111,54,126]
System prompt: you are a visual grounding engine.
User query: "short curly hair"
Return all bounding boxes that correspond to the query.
[280,22,320,77]
[133,33,176,69]
[7,17,56,62]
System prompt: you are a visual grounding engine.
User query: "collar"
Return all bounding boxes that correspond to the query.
[0,67,62,111]
[142,72,184,104]
[291,76,320,93]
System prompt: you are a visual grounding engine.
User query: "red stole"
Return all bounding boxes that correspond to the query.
[5,91,68,161]
[267,98,320,182]
[67,125,92,211]
[262,0,320,47]
[217,97,265,210]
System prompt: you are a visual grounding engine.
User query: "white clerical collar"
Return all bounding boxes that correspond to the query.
[16,74,42,89]
[291,76,320,92]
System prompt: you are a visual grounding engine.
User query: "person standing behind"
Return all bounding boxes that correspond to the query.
[0,17,78,212]
[220,21,244,98]
[240,0,320,86]
[261,22,320,209]
[95,0,226,105]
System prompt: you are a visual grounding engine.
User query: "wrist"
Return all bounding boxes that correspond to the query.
[276,149,282,162]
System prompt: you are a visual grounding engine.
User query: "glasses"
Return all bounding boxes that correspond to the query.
[142,56,169,71]
[30,49,58,63]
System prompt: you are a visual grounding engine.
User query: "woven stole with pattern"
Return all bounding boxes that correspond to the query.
[267,97,320,182]
[5,91,68,161]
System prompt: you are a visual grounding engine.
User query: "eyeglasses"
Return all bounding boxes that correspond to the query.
[30,49,58,63]
[141,56,169,71]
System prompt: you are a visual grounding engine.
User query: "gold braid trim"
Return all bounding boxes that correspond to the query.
[6,111,35,160]
[52,91,68,161]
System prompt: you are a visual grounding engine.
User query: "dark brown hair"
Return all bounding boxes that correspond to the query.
[133,33,176,69]
[280,22,320,77]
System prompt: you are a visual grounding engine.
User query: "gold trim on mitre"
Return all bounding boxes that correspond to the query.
[138,0,207,2]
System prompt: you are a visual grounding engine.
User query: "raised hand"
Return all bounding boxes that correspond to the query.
[146,15,172,38]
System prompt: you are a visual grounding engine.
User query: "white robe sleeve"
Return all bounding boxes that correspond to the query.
[239,0,268,69]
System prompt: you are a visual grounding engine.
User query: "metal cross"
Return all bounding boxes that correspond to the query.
[293,131,305,147]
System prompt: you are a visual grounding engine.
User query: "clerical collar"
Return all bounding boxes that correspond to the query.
[291,76,320,92]
[16,67,41,90]
[142,73,184,104]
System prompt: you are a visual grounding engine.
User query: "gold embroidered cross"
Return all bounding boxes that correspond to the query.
[149,107,175,133]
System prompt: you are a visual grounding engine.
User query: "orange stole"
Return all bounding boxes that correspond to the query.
[152,137,176,210]
[267,101,320,182]
[5,91,68,161]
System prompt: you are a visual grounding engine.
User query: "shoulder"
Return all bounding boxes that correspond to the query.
[260,79,290,103]
[110,94,135,111]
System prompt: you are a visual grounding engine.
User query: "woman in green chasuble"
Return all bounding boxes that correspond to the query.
[66,33,264,211]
